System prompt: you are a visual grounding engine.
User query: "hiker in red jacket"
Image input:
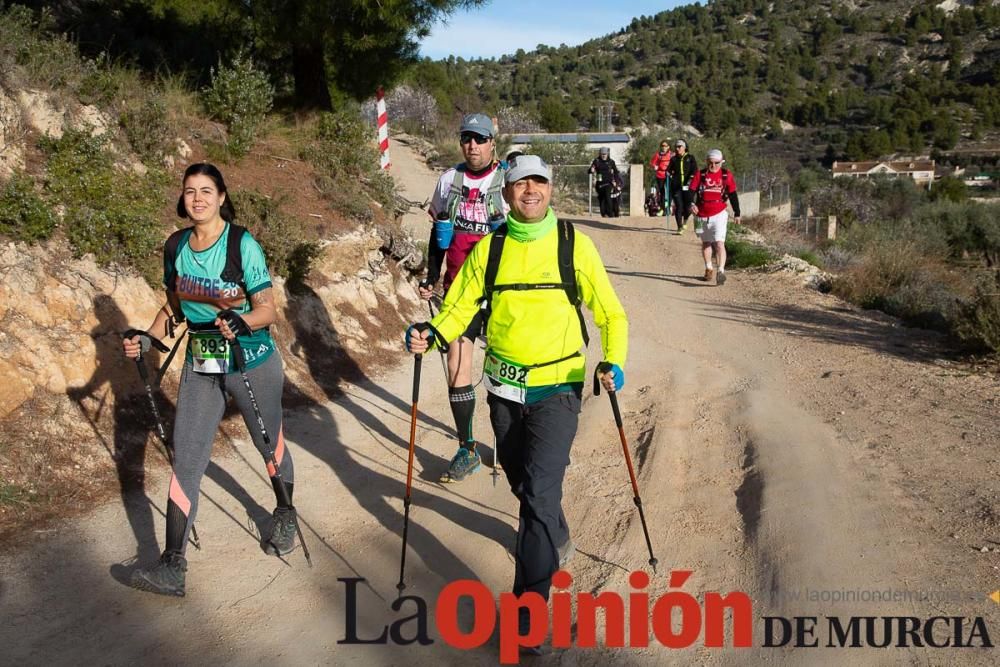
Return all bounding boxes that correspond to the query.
[649,140,672,223]
[688,148,741,286]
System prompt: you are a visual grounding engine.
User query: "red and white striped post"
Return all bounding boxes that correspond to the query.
[376,86,390,170]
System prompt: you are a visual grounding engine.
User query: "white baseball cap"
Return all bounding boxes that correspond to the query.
[505,154,552,184]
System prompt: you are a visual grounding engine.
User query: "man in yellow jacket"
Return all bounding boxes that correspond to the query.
[406,154,628,652]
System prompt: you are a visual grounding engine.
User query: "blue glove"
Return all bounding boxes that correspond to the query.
[405,323,434,353]
[600,362,625,392]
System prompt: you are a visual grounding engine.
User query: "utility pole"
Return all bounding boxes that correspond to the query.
[594,100,617,132]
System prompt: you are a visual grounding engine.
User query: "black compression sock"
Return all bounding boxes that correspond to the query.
[272,477,294,509]
[448,384,476,446]
[164,499,188,554]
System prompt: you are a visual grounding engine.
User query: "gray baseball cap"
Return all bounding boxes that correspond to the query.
[599,147,610,155]
[459,113,494,138]
[504,154,552,184]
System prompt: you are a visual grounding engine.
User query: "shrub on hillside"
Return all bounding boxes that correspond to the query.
[120,98,170,162]
[726,238,774,268]
[953,271,1000,355]
[234,190,319,291]
[0,6,82,92]
[39,130,165,282]
[302,109,394,222]
[0,174,57,242]
[202,51,273,158]
[831,240,960,331]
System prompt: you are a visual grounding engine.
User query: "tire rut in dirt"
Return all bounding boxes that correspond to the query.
[734,431,764,543]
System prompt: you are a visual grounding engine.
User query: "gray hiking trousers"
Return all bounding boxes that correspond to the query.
[168,351,292,551]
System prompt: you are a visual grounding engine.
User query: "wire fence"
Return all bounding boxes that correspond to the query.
[511,163,790,217]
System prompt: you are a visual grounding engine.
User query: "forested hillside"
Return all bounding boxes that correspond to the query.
[406,0,1000,160]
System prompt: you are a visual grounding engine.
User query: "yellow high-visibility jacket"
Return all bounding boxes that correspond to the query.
[430,211,628,387]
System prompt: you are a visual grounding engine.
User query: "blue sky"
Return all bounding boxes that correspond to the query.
[420,1,691,60]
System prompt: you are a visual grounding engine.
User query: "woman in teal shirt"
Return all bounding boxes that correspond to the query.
[123,163,297,597]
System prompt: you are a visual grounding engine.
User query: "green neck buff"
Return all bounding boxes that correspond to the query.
[506,208,556,242]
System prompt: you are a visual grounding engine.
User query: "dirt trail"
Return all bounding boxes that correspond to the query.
[3,147,999,666]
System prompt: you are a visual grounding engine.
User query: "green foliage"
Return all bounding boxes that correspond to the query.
[0,481,32,508]
[233,190,319,291]
[525,137,593,165]
[725,239,774,269]
[538,96,575,132]
[120,99,170,162]
[0,5,82,92]
[794,250,822,268]
[0,175,57,242]
[301,109,395,222]
[39,130,165,282]
[250,0,489,107]
[404,0,998,151]
[930,175,968,203]
[202,51,274,157]
[954,271,1000,355]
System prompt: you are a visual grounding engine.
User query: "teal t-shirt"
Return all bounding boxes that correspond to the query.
[165,223,275,371]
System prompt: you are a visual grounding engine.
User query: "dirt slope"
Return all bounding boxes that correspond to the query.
[2,148,999,666]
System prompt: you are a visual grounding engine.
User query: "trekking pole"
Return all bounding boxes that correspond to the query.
[594,364,658,573]
[398,324,447,595]
[124,329,201,550]
[230,337,312,567]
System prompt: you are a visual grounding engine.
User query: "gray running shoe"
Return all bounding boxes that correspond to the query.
[130,551,187,597]
[717,271,727,285]
[262,507,298,556]
[439,445,481,483]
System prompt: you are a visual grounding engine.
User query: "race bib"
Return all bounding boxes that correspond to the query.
[681,185,689,191]
[483,351,528,404]
[190,332,230,374]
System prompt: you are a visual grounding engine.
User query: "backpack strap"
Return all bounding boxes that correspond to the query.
[482,222,508,302]
[557,219,589,346]
[696,168,731,204]
[164,224,248,293]
[163,227,193,292]
[481,219,589,346]
[445,164,467,221]
[447,163,506,224]
[221,223,248,288]
[484,164,506,222]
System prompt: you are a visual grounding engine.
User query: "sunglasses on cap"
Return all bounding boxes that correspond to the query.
[460,133,491,145]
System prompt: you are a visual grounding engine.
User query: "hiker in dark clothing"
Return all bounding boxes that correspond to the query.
[589,147,620,218]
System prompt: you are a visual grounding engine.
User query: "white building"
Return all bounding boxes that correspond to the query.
[506,132,631,165]
[831,159,935,188]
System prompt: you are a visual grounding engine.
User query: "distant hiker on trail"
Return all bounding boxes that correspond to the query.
[405,154,628,655]
[504,150,523,168]
[649,140,672,220]
[123,163,300,596]
[667,138,698,234]
[589,147,620,218]
[645,185,662,217]
[687,148,741,285]
[609,171,624,218]
[420,113,509,483]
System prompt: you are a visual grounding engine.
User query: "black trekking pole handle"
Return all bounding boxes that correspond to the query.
[125,330,201,550]
[594,364,658,572]
[231,338,312,567]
